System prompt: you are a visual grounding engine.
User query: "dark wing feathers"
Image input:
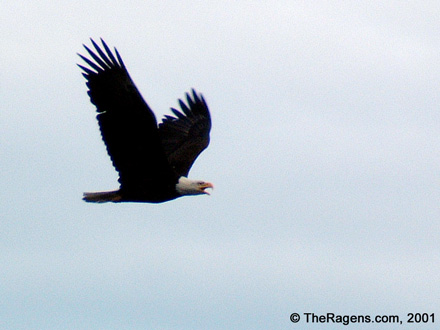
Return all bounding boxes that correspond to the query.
[159,89,211,177]
[78,39,176,190]
[79,39,211,187]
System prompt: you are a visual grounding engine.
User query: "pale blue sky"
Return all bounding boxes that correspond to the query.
[1,1,439,329]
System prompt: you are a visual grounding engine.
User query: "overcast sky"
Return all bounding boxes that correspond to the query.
[1,1,439,329]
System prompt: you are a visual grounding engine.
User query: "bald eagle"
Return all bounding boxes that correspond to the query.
[78,39,213,203]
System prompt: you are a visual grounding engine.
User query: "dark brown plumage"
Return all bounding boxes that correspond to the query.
[78,39,212,203]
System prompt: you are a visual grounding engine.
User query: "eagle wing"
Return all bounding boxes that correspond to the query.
[158,90,211,177]
[78,39,176,191]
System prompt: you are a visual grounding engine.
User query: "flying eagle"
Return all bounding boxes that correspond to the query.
[78,39,213,203]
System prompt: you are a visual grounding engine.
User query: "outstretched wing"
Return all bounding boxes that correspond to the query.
[78,39,176,190]
[158,90,211,177]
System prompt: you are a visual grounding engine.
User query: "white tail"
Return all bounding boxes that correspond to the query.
[83,190,122,203]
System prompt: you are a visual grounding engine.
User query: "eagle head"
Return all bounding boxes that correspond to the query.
[175,177,214,196]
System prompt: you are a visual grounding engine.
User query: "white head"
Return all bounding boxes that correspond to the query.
[175,177,214,196]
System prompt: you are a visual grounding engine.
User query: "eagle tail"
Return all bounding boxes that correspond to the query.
[83,190,122,203]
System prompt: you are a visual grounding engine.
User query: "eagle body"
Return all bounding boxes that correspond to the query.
[78,39,213,203]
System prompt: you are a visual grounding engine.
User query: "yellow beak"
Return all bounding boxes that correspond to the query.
[200,182,214,195]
